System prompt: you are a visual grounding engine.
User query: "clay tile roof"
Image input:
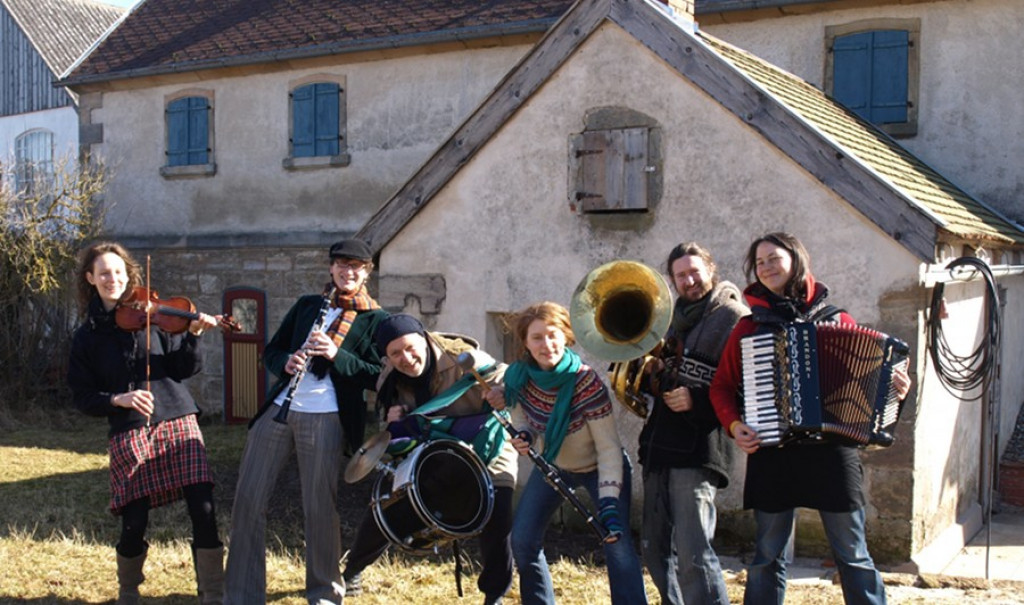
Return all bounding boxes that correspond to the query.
[1,0,124,76]
[696,0,842,14]
[63,0,575,85]
[701,33,1024,245]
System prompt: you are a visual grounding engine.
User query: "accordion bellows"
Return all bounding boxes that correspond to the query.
[741,322,910,448]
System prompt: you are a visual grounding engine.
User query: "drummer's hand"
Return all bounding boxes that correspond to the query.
[385,405,405,423]
[893,365,912,400]
[663,386,692,412]
[485,386,506,410]
[305,331,339,360]
[731,421,761,454]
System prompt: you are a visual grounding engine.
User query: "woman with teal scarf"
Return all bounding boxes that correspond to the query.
[486,301,647,605]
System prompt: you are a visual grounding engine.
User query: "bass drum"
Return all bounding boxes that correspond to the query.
[371,440,494,553]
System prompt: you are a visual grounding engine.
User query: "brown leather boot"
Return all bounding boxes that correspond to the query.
[115,550,146,605]
[193,545,225,605]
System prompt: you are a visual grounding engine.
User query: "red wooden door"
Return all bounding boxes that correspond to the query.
[223,287,267,423]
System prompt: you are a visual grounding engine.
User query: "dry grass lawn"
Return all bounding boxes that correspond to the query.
[2,411,1022,604]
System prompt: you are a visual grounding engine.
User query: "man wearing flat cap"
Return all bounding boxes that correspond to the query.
[225,239,388,605]
[340,314,517,605]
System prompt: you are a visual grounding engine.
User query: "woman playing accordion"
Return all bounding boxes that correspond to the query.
[710,232,911,605]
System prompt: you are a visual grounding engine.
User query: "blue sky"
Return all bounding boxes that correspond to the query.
[104,0,140,8]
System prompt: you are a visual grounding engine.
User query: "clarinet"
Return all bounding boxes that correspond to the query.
[490,409,618,543]
[273,286,337,424]
[455,353,618,543]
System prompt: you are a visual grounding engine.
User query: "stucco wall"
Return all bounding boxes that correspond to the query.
[377,23,925,560]
[701,0,1024,223]
[89,44,531,241]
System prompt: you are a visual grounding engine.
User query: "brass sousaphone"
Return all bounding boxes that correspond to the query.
[569,260,673,418]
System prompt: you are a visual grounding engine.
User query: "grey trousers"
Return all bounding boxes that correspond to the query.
[224,409,344,605]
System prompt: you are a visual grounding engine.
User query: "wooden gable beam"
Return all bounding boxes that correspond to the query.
[358,0,614,252]
[610,0,938,261]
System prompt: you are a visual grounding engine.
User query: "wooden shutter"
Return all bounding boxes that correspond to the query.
[293,83,340,157]
[834,30,908,125]
[869,30,909,124]
[187,97,209,165]
[166,96,209,166]
[313,83,340,156]
[166,98,190,166]
[292,85,315,157]
[570,127,650,213]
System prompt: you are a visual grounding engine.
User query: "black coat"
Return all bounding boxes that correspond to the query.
[253,294,387,449]
[68,296,203,437]
[638,281,747,487]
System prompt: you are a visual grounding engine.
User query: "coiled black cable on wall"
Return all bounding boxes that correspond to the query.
[927,256,1002,400]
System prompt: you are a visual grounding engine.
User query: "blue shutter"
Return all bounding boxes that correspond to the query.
[834,30,908,125]
[167,98,190,166]
[292,85,315,157]
[293,83,339,157]
[869,31,909,124]
[313,83,340,156]
[187,97,209,164]
[167,97,209,166]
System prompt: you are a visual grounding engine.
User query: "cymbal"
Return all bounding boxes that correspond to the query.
[344,431,391,484]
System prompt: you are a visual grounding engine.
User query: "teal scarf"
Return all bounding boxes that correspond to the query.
[504,347,581,462]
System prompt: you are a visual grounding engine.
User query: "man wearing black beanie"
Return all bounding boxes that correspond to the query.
[342,314,516,605]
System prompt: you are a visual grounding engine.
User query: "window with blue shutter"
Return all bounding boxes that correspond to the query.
[826,20,918,137]
[833,30,908,124]
[166,96,210,166]
[291,83,340,158]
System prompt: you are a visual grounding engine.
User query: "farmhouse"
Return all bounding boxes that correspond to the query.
[357,0,1024,568]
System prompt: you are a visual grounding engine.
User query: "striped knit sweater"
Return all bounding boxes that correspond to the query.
[511,365,624,500]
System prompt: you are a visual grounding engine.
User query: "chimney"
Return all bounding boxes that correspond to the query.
[655,0,696,25]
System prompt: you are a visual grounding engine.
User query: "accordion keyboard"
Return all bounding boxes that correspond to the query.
[740,332,786,446]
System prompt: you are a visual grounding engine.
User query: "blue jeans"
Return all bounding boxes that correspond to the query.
[744,508,886,605]
[511,452,647,605]
[642,467,730,605]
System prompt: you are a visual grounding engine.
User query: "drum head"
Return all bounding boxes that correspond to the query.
[371,440,494,553]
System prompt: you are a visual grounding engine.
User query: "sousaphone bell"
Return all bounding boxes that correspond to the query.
[569,260,672,418]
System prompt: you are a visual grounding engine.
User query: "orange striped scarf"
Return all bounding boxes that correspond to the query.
[325,282,380,348]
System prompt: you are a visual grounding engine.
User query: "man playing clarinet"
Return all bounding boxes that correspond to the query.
[224,239,388,605]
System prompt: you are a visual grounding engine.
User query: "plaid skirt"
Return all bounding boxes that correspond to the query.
[108,414,213,515]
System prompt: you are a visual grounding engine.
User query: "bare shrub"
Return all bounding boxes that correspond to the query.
[0,154,107,410]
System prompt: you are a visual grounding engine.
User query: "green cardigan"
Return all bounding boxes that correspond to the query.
[254,293,388,449]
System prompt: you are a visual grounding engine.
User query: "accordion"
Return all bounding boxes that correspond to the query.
[740,322,909,448]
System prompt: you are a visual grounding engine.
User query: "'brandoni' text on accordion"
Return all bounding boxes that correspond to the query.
[740,322,909,448]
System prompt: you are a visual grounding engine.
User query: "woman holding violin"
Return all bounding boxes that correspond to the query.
[67,242,225,605]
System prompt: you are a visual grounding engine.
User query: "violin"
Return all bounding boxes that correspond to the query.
[115,286,241,334]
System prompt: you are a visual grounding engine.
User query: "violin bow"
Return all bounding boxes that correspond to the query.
[145,256,152,427]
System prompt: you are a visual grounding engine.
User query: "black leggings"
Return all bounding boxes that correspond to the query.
[116,482,220,557]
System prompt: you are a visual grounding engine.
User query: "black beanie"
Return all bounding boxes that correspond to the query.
[374,314,425,354]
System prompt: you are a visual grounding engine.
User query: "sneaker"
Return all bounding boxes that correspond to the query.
[343,573,363,596]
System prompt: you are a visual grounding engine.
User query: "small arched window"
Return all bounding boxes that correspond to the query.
[14,129,54,196]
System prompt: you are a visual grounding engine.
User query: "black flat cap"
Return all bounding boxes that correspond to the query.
[329,238,372,262]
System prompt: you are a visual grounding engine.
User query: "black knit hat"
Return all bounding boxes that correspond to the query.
[374,314,426,354]
[329,238,373,262]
